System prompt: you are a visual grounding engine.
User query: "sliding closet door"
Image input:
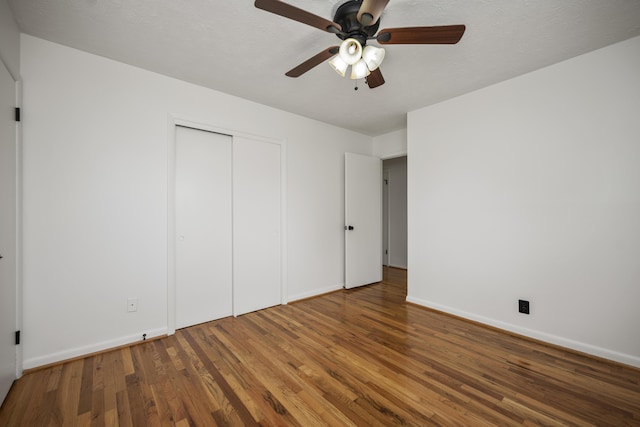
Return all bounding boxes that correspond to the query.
[233,136,281,316]
[175,126,232,328]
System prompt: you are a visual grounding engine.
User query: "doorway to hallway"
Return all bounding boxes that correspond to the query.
[382,156,407,269]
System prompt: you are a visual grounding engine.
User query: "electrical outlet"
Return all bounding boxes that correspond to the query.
[127,298,138,312]
[518,299,530,315]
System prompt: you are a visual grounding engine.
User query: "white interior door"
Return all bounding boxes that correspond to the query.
[345,153,382,289]
[233,136,281,316]
[0,62,17,403]
[175,126,232,328]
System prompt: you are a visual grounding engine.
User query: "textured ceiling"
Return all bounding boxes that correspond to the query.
[9,0,640,136]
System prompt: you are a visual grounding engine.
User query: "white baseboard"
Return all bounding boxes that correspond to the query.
[387,263,407,269]
[406,296,640,369]
[23,327,168,370]
[288,284,343,303]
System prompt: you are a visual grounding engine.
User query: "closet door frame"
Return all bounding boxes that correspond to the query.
[166,116,287,335]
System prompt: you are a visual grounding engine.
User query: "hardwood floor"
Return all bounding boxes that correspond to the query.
[1,267,639,426]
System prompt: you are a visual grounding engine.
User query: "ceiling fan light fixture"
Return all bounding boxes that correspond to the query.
[362,45,385,71]
[339,38,363,65]
[350,59,370,80]
[328,55,349,77]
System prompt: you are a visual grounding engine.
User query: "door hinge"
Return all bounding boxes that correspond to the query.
[15,107,21,122]
[385,249,388,254]
[15,330,20,345]
[384,179,388,185]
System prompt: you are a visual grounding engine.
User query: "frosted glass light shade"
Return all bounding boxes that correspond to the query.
[362,45,385,71]
[339,38,363,65]
[328,55,348,77]
[350,59,370,80]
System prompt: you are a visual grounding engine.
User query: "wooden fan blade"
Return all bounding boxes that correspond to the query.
[377,25,466,44]
[285,47,339,78]
[366,68,385,89]
[255,0,341,33]
[357,0,390,26]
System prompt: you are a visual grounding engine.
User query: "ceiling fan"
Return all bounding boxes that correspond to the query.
[254,0,466,89]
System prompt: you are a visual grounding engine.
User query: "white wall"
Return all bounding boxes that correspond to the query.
[21,35,372,368]
[373,128,407,159]
[383,157,407,268]
[0,0,20,79]
[407,36,640,367]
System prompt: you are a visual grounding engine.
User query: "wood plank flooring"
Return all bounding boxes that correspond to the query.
[1,267,639,426]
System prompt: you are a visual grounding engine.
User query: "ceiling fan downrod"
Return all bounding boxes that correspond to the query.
[332,0,381,47]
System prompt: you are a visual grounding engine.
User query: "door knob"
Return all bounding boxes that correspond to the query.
[344,225,354,231]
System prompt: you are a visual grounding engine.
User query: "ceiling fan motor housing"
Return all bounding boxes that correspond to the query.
[333,0,380,46]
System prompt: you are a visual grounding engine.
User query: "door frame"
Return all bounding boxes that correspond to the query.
[382,155,408,269]
[0,65,22,403]
[166,115,287,335]
[382,169,389,266]
[15,80,23,379]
